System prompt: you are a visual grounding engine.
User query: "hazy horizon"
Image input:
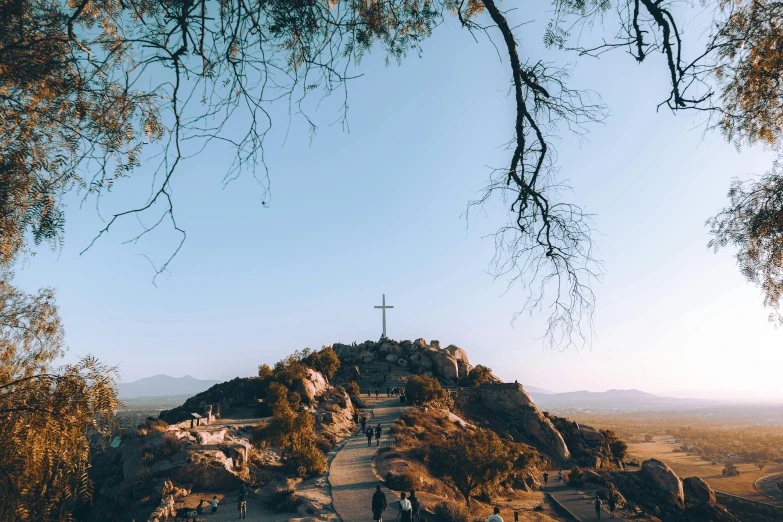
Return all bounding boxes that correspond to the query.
[13,4,783,402]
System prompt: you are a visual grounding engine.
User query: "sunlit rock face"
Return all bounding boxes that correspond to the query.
[474,383,571,461]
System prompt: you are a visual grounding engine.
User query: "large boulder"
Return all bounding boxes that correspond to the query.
[409,353,433,370]
[358,351,374,363]
[430,340,441,349]
[684,476,716,506]
[414,338,428,348]
[386,353,399,363]
[457,361,473,378]
[474,383,570,461]
[578,426,605,445]
[295,369,328,404]
[445,344,470,364]
[642,459,684,506]
[431,350,459,380]
[195,429,228,445]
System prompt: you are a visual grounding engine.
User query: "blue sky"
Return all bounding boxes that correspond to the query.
[13,5,783,400]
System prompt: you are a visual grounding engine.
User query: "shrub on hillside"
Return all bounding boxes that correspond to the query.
[431,427,512,507]
[644,433,654,442]
[343,381,360,397]
[385,470,418,491]
[434,500,470,522]
[302,346,341,380]
[405,374,447,405]
[257,392,326,477]
[568,466,583,486]
[722,462,740,476]
[136,417,169,436]
[266,488,303,513]
[466,365,493,386]
[160,432,185,456]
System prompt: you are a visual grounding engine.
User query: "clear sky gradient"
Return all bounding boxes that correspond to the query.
[13,5,783,401]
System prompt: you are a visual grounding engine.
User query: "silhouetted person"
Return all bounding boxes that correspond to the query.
[372,485,387,521]
[238,491,246,519]
[409,490,420,522]
[367,426,374,446]
[607,494,616,518]
[387,387,391,397]
[360,416,367,434]
[543,471,549,486]
[594,495,603,519]
[196,499,205,515]
[487,507,503,522]
[375,424,382,445]
[397,491,412,522]
[558,469,564,484]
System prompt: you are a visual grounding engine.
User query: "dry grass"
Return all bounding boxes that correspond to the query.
[627,436,783,501]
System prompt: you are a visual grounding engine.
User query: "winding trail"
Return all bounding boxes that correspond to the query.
[329,398,409,522]
[754,472,783,505]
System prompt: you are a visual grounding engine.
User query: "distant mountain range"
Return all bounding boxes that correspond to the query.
[117,375,221,399]
[526,388,701,409]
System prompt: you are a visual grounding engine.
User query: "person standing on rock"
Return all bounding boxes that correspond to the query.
[375,424,382,446]
[396,492,412,522]
[372,485,387,522]
[594,494,603,519]
[487,507,503,522]
[367,425,374,446]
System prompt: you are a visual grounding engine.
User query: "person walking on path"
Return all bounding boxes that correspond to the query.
[387,387,391,397]
[196,499,205,515]
[367,426,374,446]
[396,492,412,522]
[607,494,616,518]
[211,496,219,514]
[372,485,387,522]
[594,494,603,519]
[360,415,367,435]
[558,469,564,484]
[408,491,420,522]
[237,491,247,519]
[543,471,549,486]
[487,507,503,522]
[375,424,382,446]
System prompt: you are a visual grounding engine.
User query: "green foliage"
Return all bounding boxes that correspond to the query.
[0,280,119,522]
[433,428,512,507]
[568,466,583,486]
[256,389,326,477]
[273,356,308,389]
[600,429,628,460]
[466,365,493,386]
[343,381,360,397]
[302,346,340,380]
[405,374,447,405]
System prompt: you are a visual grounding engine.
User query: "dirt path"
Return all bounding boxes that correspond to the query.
[329,398,409,522]
[546,484,628,521]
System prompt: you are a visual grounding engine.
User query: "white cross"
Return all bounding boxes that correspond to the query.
[374,294,394,338]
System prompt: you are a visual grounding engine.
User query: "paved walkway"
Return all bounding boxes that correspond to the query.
[546,484,628,521]
[755,472,783,505]
[329,398,409,522]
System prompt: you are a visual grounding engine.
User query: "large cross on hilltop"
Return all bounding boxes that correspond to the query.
[374,294,394,338]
